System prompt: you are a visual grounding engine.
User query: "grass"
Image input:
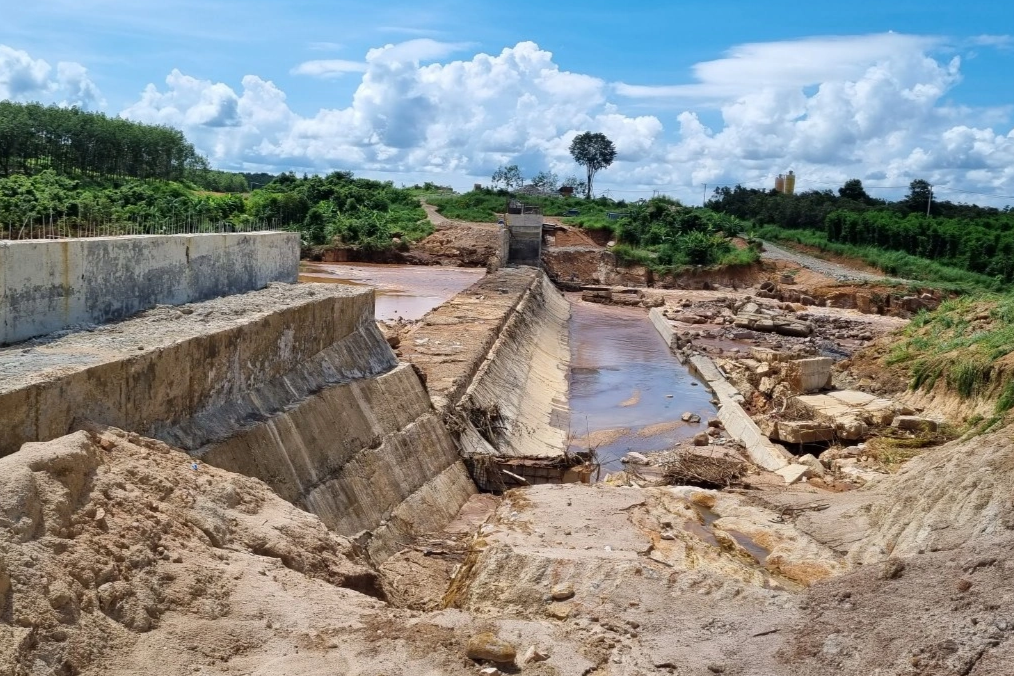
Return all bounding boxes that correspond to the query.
[882,293,1014,421]
[426,189,625,233]
[754,225,1002,292]
[864,427,958,471]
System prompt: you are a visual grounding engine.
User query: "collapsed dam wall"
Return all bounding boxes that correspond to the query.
[0,279,475,561]
[0,233,299,345]
[399,268,581,490]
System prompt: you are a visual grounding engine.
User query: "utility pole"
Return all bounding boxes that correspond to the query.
[926,185,933,217]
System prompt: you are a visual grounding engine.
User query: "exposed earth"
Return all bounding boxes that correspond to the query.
[4,216,1013,676]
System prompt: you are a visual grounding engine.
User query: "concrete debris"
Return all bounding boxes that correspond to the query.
[767,420,836,445]
[622,452,650,465]
[775,463,813,485]
[783,357,833,393]
[792,390,897,440]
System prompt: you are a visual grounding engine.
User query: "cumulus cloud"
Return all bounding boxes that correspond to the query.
[0,44,103,108]
[117,36,1014,204]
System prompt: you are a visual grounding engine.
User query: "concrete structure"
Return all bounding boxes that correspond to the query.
[649,307,676,348]
[0,282,476,561]
[398,269,588,490]
[0,233,299,345]
[505,202,543,266]
[785,357,833,393]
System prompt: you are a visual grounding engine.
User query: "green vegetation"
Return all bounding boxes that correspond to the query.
[753,225,1000,291]
[711,180,1014,288]
[0,101,428,249]
[885,294,1014,426]
[0,101,204,181]
[429,189,756,271]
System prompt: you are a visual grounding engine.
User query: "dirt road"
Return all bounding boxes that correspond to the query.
[760,239,904,284]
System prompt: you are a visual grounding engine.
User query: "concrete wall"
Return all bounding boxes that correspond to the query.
[0,232,299,345]
[507,213,542,266]
[1,282,477,562]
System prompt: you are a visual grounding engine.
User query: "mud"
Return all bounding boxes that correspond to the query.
[299,262,484,321]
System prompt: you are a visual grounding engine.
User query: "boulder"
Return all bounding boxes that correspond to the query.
[892,416,939,433]
[693,432,710,446]
[622,452,650,466]
[550,583,575,601]
[466,634,518,664]
[797,453,826,478]
[681,412,702,423]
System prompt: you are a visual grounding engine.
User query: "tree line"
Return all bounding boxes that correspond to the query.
[0,101,206,182]
[709,180,1014,282]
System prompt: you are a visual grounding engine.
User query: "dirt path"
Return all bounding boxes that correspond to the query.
[760,239,905,284]
[421,201,499,231]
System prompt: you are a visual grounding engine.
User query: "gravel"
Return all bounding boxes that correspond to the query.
[759,240,907,284]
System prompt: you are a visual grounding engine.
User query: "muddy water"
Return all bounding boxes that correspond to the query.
[299,262,485,321]
[567,296,718,473]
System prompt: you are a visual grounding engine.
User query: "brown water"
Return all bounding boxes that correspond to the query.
[299,262,485,321]
[567,296,718,473]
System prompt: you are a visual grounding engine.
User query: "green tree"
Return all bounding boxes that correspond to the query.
[569,132,616,199]
[838,178,870,203]
[904,179,933,215]
[531,170,559,193]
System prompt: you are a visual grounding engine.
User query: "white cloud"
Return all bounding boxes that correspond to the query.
[615,33,941,101]
[291,59,367,78]
[113,36,1014,205]
[0,44,103,108]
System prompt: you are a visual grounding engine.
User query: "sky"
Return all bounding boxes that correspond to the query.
[2,0,1014,206]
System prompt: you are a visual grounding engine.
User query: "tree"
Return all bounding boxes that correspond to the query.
[491,164,523,192]
[562,175,587,195]
[569,132,616,199]
[904,179,933,215]
[531,170,559,193]
[838,179,870,203]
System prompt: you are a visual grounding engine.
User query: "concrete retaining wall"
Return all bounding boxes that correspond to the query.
[0,232,299,345]
[687,354,797,475]
[1,282,477,561]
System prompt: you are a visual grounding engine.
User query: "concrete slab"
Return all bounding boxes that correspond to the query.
[775,464,812,485]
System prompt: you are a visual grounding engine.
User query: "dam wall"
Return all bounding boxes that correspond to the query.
[399,268,581,490]
[0,232,299,345]
[0,280,475,561]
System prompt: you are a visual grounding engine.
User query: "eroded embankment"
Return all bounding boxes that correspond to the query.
[398,268,581,489]
[0,282,475,561]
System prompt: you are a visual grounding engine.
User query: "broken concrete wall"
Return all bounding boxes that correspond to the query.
[0,233,299,345]
[0,283,476,562]
[457,274,572,475]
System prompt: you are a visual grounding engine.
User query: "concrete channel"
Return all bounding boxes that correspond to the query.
[0,235,782,564]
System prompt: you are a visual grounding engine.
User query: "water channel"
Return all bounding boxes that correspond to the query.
[300,263,717,474]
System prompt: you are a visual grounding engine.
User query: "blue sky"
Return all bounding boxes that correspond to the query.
[3,1,1013,204]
